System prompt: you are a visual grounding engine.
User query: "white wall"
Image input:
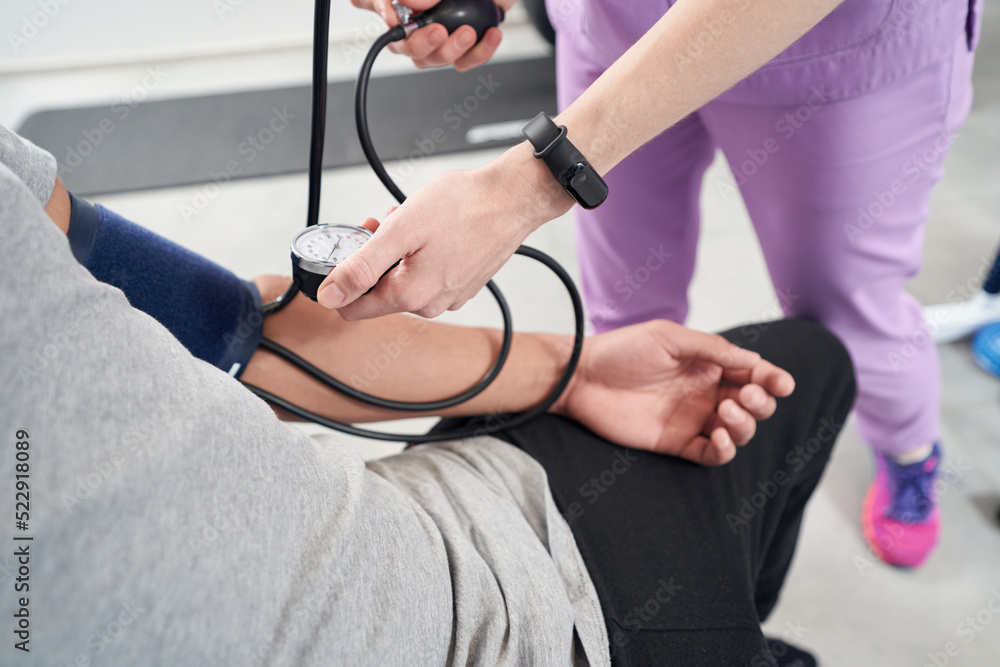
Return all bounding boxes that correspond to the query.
[0,0,543,128]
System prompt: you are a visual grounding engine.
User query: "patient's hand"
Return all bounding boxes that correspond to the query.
[251,275,791,463]
[552,321,794,466]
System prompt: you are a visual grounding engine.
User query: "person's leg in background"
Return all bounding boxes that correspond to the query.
[554,30,716,332]
[698,33,977,567]
[482,319,855,666]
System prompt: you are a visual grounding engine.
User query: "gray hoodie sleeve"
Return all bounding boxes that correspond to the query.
[0,123,57,206]
[0,162,609,667]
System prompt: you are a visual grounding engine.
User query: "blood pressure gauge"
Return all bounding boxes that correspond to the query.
[290,224,373,301]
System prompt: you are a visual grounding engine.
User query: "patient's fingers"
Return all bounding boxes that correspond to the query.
[672,433,735,467]
[739,383,777,419]
[718,384,778,421]
[751,360,795,396]
[716,398,757,446]
[719,383,780,427]
[665,326,761,372]
[672,395,765,466]
[722,359,794,397]
[711,427,737,458]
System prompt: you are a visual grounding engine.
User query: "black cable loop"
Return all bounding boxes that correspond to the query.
[256,0,585,442]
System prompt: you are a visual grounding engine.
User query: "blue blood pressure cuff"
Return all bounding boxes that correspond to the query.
[66,194,264,378]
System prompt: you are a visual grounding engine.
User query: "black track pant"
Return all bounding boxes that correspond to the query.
[434,319,856,666]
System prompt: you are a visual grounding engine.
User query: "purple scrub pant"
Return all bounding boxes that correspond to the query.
[556,13,978,456]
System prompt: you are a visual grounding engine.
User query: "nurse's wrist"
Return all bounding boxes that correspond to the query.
[552,108,618,178]
[486,141,575,234]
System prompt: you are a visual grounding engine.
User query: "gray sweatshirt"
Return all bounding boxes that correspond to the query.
[0,124,609,666]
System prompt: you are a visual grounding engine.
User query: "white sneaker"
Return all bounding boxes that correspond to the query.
[923,291,1000,344]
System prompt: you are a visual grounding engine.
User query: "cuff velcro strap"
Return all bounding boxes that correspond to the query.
[66,195,264,378]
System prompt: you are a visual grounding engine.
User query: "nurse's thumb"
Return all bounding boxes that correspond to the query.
[317,237,398,310]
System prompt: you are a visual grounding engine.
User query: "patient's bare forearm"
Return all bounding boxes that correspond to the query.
[240,276,570,423]
[44,178,71,234]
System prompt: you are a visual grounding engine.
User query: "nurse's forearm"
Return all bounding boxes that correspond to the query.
[490,0,844,222]
[562,0,842,173]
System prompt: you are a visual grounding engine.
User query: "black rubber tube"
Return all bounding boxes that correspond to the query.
[257,3,585,443]
[246,245,584,443]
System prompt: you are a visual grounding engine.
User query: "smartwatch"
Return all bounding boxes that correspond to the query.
[522,112,608,209]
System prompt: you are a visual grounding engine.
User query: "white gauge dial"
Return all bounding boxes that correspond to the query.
[291,224,373,268]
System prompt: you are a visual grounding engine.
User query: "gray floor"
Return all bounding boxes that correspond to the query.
[3,1,1000,665]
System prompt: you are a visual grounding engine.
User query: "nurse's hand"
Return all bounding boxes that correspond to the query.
[317,144,574,319]
[553,320,796,465]
[353,0,512,71]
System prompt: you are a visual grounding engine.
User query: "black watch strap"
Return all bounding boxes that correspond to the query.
[522,112,608,209]
[522,113,565,157]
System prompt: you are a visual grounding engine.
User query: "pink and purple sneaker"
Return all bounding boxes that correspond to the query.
[861,443,941,568]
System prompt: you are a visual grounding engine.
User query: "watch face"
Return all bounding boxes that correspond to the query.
[566,164,609,209]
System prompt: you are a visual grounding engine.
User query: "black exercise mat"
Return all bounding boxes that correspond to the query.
[18,56,556,196]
